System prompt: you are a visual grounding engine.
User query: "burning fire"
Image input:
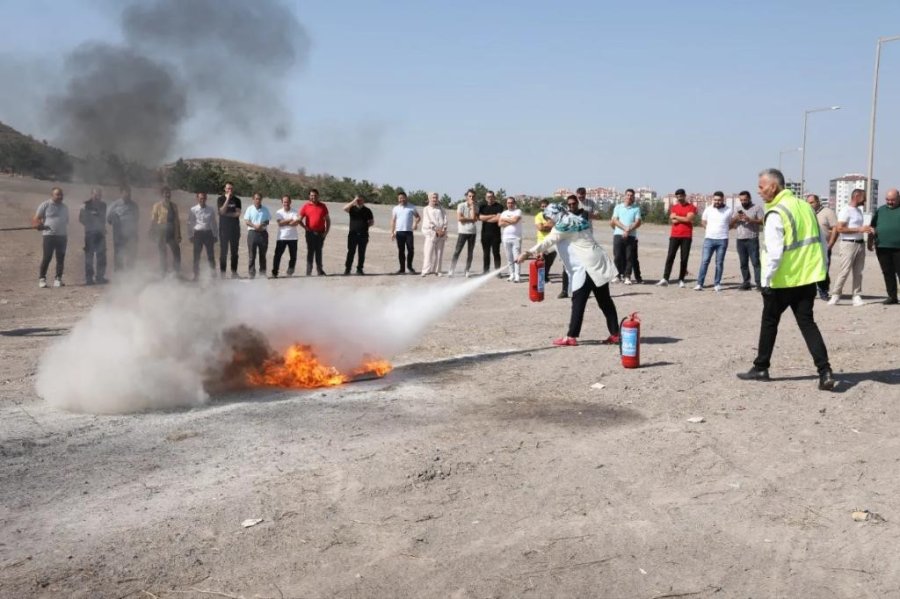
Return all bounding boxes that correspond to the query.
[247,344,392,389]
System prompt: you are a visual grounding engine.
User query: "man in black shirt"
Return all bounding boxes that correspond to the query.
[478,190,503,274]
[343,195,374,275]
[217,181,242,278]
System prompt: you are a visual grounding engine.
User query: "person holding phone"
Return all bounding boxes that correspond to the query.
[731,190,764,290]
[343,194,373,275]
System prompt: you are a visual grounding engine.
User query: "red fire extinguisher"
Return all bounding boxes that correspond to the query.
[529,257,545,302]
[620,312,640,368]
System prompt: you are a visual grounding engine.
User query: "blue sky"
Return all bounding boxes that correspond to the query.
[3,0,900,198]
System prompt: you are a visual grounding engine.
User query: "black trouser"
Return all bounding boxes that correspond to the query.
[450,233,476,273]
[345,231,368,271]
[568,275,620,338]
[247,230,268,276]
[84,231,107,282]
[613,235,641,280]
[736,237,762,287]
[543,250,557,279]
[219,218,240,274]
[192,230,216,277]
[112,236,137,272]
[39,235,67,279]
[663,237,692,281]
[481,234,501,272]
[817,247,833,296]
[876,247,900,301]
[274,239,298,275]
[305,230,325,274]
[395,230,414,271]
[157,236,181,274]
[753,283,830,375]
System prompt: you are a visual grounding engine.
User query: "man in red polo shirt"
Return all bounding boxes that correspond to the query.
[299,188,331,276]
[657,188,696,288]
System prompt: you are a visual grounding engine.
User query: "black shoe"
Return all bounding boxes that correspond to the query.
[634,279,644,285]
[883,297,899,305]
[356,269,364,275]
[408,268,418,275]
[818,370,836,391]
[286,268,294,276]
[737,367,770,381]
[395,269,406,275]
[85,279,95,286]
[96,277,109,285]
[739,282,752,290]
[318,270,327,276]
[271,271,278,279]
[344,268,351,276]
[557,291,568,299]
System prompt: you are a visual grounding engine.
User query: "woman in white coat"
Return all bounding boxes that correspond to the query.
[421,192,448,276]
[517,198,620,346]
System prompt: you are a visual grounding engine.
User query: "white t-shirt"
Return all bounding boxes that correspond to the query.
[500,208,523,240]
[275,208,299,240]
[838,205,864,241]
[702,205,733,240]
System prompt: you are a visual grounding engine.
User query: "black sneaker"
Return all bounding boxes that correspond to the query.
[739,282,752,291]
[317,270,327,276]
[96,277,109,285]
[557,291,568,299]
[408,268,418,275]
[737,367,770,381]
[271,271,278,279]
[818,370,836,391]
[395,269,406,275]
[344,268,351,276]
[286,268,294,276]
[883,297,899,305]
[356,269,364,275]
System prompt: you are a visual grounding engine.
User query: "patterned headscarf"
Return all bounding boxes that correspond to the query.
[543,202,590,233]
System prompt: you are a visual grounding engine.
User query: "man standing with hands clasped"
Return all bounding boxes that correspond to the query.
[737,168,835,391]
[828,188,873,306]
[390,191,420,274]
[868,188,900,304]
[243,192,270,279]
[299,188,330,276]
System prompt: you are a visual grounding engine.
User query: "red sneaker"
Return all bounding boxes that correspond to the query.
[552,336,578,346]
[601,335,620,345]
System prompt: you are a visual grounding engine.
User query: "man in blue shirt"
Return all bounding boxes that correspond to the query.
[243,193,271,279]
[610,188,643,284]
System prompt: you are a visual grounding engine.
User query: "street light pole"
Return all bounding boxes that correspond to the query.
[799,106,840,197]
[865,35,900,215]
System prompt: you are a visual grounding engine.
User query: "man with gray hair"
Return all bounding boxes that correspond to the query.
[806,194,838,300]
[738,168,835,391]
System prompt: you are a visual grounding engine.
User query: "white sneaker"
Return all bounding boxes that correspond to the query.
[447,271,454,278]
[678,280,686,288]
[714,284,722,292]
[852,295,865,307]
[693,284,703,291]
[656,279,668,286]
[827,295,840,306]
[514,276,521,283]
[465,271,471,278]
[38,278,48,289]
[624,279,632,285]
[53,278,64,288]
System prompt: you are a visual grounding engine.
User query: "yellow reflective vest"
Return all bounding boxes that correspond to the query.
[762,190,827,288]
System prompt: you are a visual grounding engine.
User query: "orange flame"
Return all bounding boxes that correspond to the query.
[247,344,392,389]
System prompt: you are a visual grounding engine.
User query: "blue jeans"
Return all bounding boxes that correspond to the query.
[697,238,728,286]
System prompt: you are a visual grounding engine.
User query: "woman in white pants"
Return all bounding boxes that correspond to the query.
[500,197,523,282]
[421,192,448,276]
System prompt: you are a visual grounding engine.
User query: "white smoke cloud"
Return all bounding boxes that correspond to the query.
[36,273,496,414]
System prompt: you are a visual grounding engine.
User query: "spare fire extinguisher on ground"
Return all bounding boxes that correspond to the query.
[620,312,640,368]
[529,257,545,302]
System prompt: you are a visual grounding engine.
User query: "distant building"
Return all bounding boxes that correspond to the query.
[829,174,879,214]
[786,181,802,197]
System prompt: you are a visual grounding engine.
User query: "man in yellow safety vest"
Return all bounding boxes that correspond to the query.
[737,168,835,391]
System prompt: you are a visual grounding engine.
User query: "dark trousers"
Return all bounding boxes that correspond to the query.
[219,220,240,274]
[876,247,900,301]
[84,231,107,282]
[192,230,216,277]
[273,239,298,275]
[395,230,414,271]
[481,234,501,272]
[817,248,833,296]
[543,250,557,279]
[247,230,268,276]
[736,238,762,287]
[450,233,476,273]
[568,275,620,338]
[754,283,831,375]
[345,231,368,271]
[613,235,641,280]
[157,236,181,274]
[663,237,692,281]
[112,236,137,272]
[39,235,67,279]
[305,230,325,274]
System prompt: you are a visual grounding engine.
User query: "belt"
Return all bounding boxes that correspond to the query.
[842,239,864,244]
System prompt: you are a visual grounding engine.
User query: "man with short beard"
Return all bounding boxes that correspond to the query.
[299,188,330,276]
[610,188,643,284]
[33,187,69,288]
[867,188,900,304]
[807,194,838,300]
[657,188,695,288]
[244,192,271,279]
[79,187,108,285]
[217,181,242,278]
[107,186,139,272]
[694,191,732,292]
[732,190,764,290]
[187,191,218,280]
[828,188,873,306]
[150,186,182,275]
[478,191,503,274]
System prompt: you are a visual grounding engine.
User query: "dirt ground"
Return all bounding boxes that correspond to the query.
[1,177,899,599]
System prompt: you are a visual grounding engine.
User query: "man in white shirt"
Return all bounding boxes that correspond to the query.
[828,189,874,306]
[694,191,733,291]
[390,191,420,274]
[187,191,218,280]
[272,195,299,278]
[499,197,523,282]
